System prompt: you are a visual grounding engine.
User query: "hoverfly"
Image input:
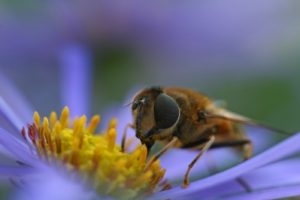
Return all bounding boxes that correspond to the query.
[122,86,289,188]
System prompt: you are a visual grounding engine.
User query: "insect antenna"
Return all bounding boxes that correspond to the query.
[123,101,134,107]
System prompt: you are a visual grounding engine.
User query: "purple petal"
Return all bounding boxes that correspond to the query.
[178,158,300,199]
[14,166,98,200]
[222,184,300,200]
[0,97,26,134]
[0,73,33,125]
[153,132,300,199]
[0,128,38,166]
[59,43,92,117]
[243,158,300,189]
[0,165,34,177]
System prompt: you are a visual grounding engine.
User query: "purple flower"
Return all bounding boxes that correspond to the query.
[1,63,300,199]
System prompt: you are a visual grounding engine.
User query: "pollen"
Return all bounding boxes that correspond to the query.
[21,107,166,199]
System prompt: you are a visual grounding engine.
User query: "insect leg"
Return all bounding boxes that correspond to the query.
[145,137,178,171]
[240,140,252,160]
[121,123,135,152]
[182,135,215,188]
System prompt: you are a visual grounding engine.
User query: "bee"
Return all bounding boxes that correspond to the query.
[123,86,288,188]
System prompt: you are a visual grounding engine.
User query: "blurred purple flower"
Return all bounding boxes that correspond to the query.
[59,43,92,117]
[1,1,300,78]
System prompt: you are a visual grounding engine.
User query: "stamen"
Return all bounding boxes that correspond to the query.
[21,107,166,199]
[108,118,117,130]
[49,112,57,127]
[88,115,100,134]
[33,112,40,126]
[60,106,69,128]
[107,129,116,151]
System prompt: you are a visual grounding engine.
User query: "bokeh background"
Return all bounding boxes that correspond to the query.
[1,1,299,130]
[0,1,300,199]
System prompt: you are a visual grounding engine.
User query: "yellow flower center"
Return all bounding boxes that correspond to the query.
[21,107,166,199]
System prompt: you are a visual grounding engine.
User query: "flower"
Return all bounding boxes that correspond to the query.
[20,107,165,199]
[1,76,300,199]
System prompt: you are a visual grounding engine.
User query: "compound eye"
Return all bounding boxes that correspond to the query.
[154,93,180,129]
